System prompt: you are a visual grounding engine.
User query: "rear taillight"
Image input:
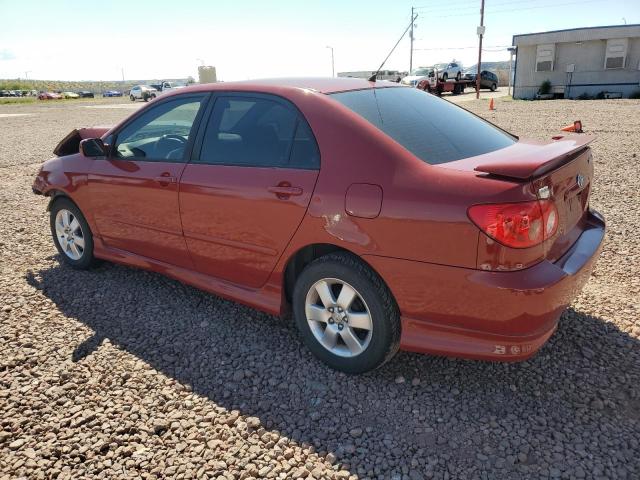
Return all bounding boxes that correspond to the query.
[468,200,558,248]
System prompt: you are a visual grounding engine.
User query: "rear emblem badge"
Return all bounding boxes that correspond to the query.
[577,174,585,188]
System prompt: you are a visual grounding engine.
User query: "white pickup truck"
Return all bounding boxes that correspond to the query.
[149,81,187,96]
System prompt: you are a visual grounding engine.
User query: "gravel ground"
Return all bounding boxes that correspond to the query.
[0,97,638,480]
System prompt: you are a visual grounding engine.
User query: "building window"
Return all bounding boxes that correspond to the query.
[604,38,628,69]
[536,44,555,72]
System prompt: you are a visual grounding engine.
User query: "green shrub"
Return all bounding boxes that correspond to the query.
[539,80,551,95]
[577,92,592,100]
[595,91,606,100]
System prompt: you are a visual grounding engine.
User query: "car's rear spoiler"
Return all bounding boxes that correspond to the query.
[53,126,112,156]
[474,134,595,180]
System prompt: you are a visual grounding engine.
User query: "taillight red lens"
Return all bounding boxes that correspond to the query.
[468,200,558,248]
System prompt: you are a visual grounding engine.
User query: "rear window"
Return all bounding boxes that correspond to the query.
[330,87,515,165]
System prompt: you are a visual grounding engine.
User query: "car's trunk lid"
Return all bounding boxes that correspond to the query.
[440,135,595,266]
[472,134,594,180]
[532,145,594,263]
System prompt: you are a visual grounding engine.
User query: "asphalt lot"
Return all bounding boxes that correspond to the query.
[0,94,638,479]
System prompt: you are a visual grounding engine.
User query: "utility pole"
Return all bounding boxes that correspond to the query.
[507,46,516,97]
[409,6,415,73]
[476,0,485,99]
[326,46,335,77]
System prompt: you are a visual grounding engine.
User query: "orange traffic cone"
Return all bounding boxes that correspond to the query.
[489,98,495,111]
[561,120,583,133]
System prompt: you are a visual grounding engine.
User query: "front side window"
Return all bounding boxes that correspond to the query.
[330,87,515,165]
[114,95,205,161]
[197,95,319,169]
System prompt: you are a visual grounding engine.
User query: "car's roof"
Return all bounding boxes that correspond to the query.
[176,77,405,95]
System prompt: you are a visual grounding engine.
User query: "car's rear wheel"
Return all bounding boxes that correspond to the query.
[50,198,96,270]
[130,95,135,102]
[491,83,497,92]
[292,252,400,373]
[442,72,448,81]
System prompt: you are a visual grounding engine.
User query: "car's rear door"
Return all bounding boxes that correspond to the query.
[179,93,320,288]
[88,93,208,268]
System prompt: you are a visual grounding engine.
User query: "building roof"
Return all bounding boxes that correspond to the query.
[513,24,640,46]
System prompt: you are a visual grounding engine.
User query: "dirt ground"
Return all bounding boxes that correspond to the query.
[0,95,638,480]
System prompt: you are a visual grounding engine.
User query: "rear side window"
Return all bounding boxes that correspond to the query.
[330,87,515,165]
[197,95,319,169]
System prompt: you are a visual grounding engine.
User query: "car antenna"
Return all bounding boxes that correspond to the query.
[369,13,418,82]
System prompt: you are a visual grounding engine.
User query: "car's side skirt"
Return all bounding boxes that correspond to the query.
[93,238,284,317]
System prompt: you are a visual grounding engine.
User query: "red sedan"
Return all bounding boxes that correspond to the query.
[32,78,605,373]
[38,92,63,100]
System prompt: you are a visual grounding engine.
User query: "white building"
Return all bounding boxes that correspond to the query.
[512,24,640,99]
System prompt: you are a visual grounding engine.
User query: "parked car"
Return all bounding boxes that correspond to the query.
[61,91,80,99]
[433,61,463,81]
[102,90,123,97]
[78,91,95,98]
[38,92,62,100]
[33,78,605,373]
[0,90,9,97]
[129,85,158,102]
[400,67,434,87]
[463,70,499,91]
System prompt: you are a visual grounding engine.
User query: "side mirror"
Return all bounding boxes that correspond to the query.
[80,138,106,157]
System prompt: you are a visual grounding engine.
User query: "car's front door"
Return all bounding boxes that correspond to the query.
[88,93,208,268]
[179,93,320,288]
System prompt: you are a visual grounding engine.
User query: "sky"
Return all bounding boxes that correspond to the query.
[0,0,638,82]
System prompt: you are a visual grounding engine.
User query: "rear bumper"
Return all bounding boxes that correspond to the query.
[365,209,605,361]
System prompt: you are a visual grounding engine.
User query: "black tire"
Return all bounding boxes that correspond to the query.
[49,197,97,270]
[292,252,401,374]
[143,93,149,102]
[442,72,448,81]
[490,83,497,92]
[455,71,461,81]
[130,95,135,102]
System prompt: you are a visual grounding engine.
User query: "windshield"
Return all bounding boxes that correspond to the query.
[330,87,515,165]
[411,68,431,76]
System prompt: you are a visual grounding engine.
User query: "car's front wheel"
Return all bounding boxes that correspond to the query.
[455,72,461,81]
[50,198,96,269]
[130,95,135,102]
[293,252,401,373]
[490,83,497,92]
[442,72,448,81]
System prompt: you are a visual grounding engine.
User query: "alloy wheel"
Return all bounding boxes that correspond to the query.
[304,278,373,357]
[55,209,85,260]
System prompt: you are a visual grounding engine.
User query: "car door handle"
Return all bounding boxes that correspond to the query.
[154,174,177,185]
[268,185,303,198]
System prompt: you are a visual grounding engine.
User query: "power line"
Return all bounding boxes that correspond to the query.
[414,44,511,51]
[413,0,480,10]
[414,0,554,13]
[425,0,599,18]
